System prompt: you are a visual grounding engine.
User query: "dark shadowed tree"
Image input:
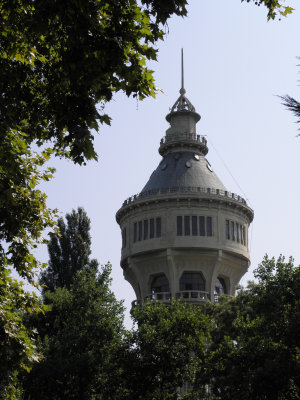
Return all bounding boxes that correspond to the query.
[201,255,300,400]
[22,264,125,400]
[40,207,98,292]
[108,301,212,400]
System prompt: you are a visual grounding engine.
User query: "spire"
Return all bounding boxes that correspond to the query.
[180,48,185,95]
[170,48,195,113]
[163,49,204,155]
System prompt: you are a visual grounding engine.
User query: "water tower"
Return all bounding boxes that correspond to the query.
[116,52,254,308]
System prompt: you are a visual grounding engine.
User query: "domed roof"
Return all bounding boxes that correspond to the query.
[141,151,227,193]
[139,50,227,195]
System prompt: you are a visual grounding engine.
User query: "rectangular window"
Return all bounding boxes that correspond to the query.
[134,222,137,243]
[242,226,246,245]
[122,228,126,248]
[184,216,190,236]
[231,221,235,241]
[138,221,142,241]
[177,216,183,236]
[236,223,240,242]
[199,216,205,236]
[156,217,161,238]
[240,225,243,244]
[226,220,230,240]
[206,217,212,236]
[150,218,154,239]
[192,216,198,236]
[143,220,148,240]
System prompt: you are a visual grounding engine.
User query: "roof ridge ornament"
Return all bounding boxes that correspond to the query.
[170,48,196,113]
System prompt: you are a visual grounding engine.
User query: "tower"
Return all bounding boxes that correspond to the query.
[116,51,254,308]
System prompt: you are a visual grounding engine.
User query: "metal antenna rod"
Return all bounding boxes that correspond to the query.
[181,48,184,90]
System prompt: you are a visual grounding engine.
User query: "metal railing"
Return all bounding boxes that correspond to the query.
[144,292,172,302]
[175,290,209,301]
[122,186,248,207]
[131,291,210,308]
[160,133,207,145]
[131,292,171,308]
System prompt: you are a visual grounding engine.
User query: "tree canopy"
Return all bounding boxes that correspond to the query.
[0,0,190,164]
[203,255,300,400]
[40,207,98,292]
[22,264,126,400]
[123,301,212,399]
[16,255,300,399]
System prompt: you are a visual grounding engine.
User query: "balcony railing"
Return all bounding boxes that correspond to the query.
[131,291,236,309]
[160,133,207,145]
[175,290,209,302]
[131,292,171,308]
[122,186,248,207]
[131,291,210,309]
[144,292,172,302]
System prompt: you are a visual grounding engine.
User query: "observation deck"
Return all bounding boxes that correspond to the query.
[159,133,208,156]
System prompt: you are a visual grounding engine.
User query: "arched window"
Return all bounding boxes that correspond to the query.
[179,272,205,292]
[151,274,170,293]
[215,277,226,295]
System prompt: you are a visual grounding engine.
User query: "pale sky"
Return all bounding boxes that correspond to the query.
[36,0,299,325]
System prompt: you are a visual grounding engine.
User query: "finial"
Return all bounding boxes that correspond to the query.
[169,49,195,113]
[180,48,186,95]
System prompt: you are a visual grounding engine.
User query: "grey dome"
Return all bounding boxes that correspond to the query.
[141,151,227,193]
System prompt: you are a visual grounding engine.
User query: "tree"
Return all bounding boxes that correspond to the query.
[22,208,124,399]
[0,270,42,400]
[0,133,54,399]
[202,255,300,400]
[22,264,125,400]
[113,301,212,400]
[40,207,98,292]
[0,0,190,165]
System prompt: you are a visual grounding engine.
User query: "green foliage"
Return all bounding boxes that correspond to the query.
[22,263,125,400]
[203,255,300,400]
[0,130,55,397]
[40,207,98,292]
[0,131,56,283]
[241,0,293,20]
[0,0,188,164]
[0,269,43,399]
[120,301,212,400]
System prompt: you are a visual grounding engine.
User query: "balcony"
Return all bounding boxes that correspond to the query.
[131,291,209,309]
[175,290,209,302]
[144,292,172,302]
[159,133,208,156]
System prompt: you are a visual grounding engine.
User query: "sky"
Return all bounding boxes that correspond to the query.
[36,0,299,325]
